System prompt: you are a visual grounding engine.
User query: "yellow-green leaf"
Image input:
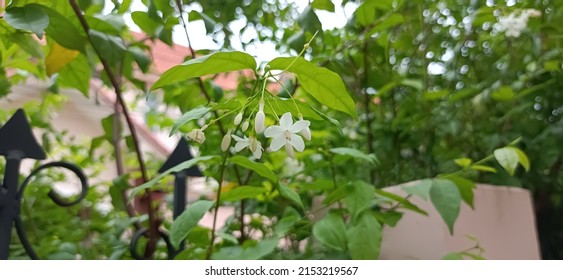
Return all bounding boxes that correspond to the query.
[46,43,80,76]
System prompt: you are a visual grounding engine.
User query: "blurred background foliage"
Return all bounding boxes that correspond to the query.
[0,0,562,259]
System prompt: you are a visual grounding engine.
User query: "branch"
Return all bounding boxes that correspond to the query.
[69,0,158,258]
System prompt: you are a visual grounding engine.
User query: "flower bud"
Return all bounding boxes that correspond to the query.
[242,120,249,132]
[299,116,311,141]
[285,142,294,158]
[255,100,265,134]
[234,112,243,125]
[187,129,206,144]
[221,129,232,151]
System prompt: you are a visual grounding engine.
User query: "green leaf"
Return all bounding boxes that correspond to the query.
[470,165,497,173]
[430,179,461,234]
[57,54,92,96]
[41,6,86,52]
[129,156,219,200]
[109,174,130,211]
[311,0,335,12]
[373,14,404,31]
[131,11,162,36]
[312,213,347,251]
[151,51,257,90]
[355,3,375,26]
[491,86,514,101]
[347,212,382,260]
[509,147,530,171]
[345,181,374,219]
[5,4,49,38]
[297,6,322,34]
[170,200,214,248]
[220,186,264,202]
[278,184,303,209]
[212,239,278,260]
[454,158,473,168]
[274,215,300,236]
[170,106,211,135]
[46,42,80,76]
[374,189,427,215]
[228,156,278,182]
[494,147,519,175]
[330,147,378,165]
[423,90,449,101]
[88,29,126,65]
[5,33,43,58]
[401,179,432,200]
[268,57,357,119]
[446,176,476,208]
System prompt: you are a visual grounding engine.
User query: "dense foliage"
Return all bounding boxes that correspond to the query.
[0,0,561,259]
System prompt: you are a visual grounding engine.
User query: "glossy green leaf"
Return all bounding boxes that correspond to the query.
[152,51,257,90]
[423,90,449,101]
[355,3,375,26]
[491,86,514,101]
[5,4,49,38]
[446,176,476,208]
[471,165,497,173]
[374,189,427,215]
[57,54,92,96]
[347,212,382,260]
[430,179,461,234]
[494,147,519,175]
[212,239,278,260]
[345,181,374,219]
[311,0,335,12]
[312,213,347,251]
[220,186,265,202]
[228,156,278,182]
[298,6,322,34]
[510,147,530,171]
[41,6,86,51]
[268,57,357,119]
[131,11,162,35]
[170,106,211,135]
[454,158,473,168]
[278,184,303,209]
[129,156,219,200]
[170,200,214,248]
[88,29,126,65]
[402,179,432,200]
[330,147,378,165]
[274,215,300,236]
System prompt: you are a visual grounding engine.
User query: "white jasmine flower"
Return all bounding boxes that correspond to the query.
[234,112,243,125]
[264,112,310,158]
[232,135,263,159]
[298,115,311,141]
[242,120,249,132]
[187,124,208,144]
[221,129,232,151]
[255,100,265,134]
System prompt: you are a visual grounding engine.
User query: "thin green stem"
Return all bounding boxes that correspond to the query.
[206,154,229,260]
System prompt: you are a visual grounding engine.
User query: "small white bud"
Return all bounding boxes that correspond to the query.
[285,141,294,158]
[255,100,265,134]
[221,129,232,151]
[242,120,249,132]
[299,116,311,141]
[187,129,206,144]
[234,112,243,125]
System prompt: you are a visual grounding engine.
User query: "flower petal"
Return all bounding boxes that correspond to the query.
[289,120,310,133]
[234,141,249,152]
[279,112,293,129]
[290,133,305,152]
[252,144,263,159]
[270,135,285,151]
[232,134,245,142]
[264,125,283,138]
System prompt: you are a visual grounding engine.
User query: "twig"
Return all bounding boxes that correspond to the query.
[207,155,228,259]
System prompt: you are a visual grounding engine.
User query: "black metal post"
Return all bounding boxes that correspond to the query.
[173,171,188,219]
[0,109,88,260]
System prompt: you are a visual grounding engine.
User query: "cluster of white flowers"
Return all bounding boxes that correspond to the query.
[498,9,541,38]
[188,99,312,159]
